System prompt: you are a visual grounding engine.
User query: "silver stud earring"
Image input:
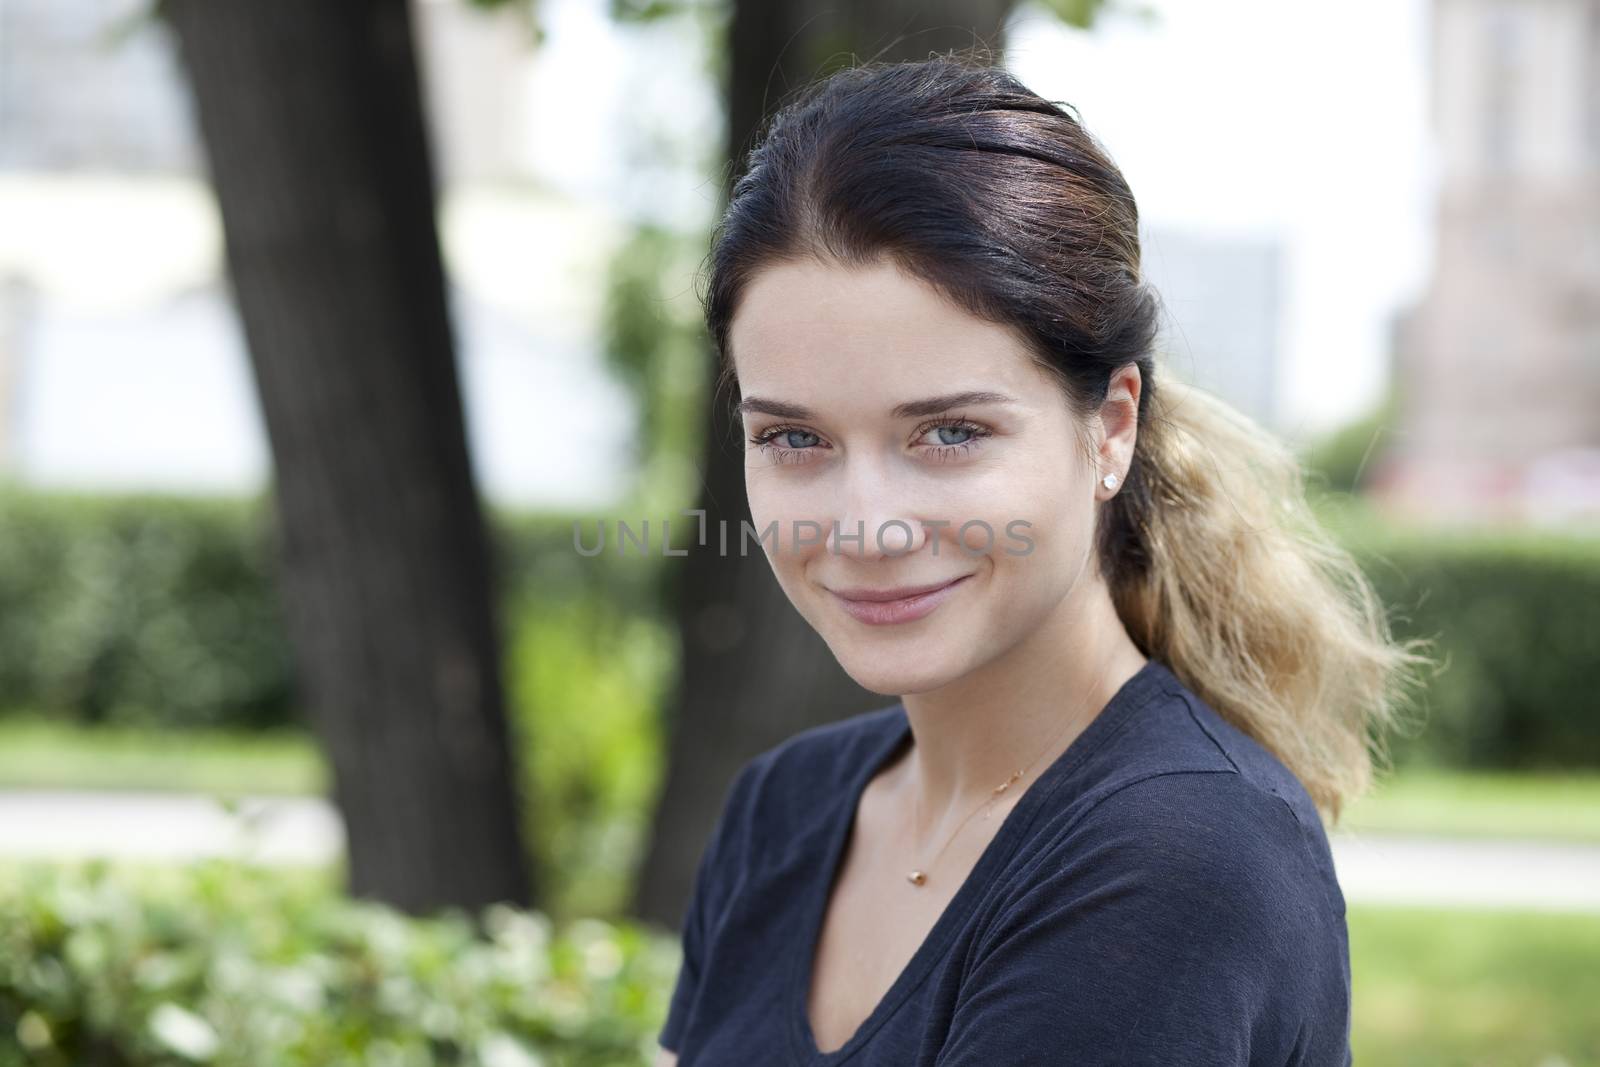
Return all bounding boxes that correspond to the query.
[1101,473,1118,490]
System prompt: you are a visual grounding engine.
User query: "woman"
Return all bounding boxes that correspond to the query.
[653,52,1431,1067]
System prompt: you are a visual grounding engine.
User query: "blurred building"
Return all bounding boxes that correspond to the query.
[1372,0,1600,525]
[1140,227,1286,435]
[0,276,23,470]
[0,0,538,181]
[0,0,646,508]
[0,0,198,172]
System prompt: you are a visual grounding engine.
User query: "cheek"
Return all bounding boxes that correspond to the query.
[744,463,810,525]
[970,469,1092,582]
[941,467,1071,551]
[743,466,777,526]
[744,469,825,567]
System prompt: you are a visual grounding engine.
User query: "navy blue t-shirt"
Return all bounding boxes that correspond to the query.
[658,658,1353,1066]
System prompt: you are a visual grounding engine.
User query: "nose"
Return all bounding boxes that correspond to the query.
[824,461,928,560]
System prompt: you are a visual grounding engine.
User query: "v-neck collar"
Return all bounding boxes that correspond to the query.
[785,658,1174,1066]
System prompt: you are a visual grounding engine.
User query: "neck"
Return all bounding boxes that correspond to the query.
[891,575,1149,835]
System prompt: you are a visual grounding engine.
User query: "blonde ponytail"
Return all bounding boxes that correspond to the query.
[1108,361,1438,825]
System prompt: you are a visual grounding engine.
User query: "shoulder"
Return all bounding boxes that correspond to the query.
[1171,679,1332,843]
[1076,665,1345,913]
[996,665,1351,936]
[970,765,1349,1042]
[979,767,1348,1001]
[1100,663,1328,835]
[959,765,1353,1065]
[1071,769,1336,917]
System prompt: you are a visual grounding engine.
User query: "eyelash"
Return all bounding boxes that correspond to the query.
[748,416,992,465]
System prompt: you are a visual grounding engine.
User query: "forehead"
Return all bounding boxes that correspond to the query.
[729,256,1042,404]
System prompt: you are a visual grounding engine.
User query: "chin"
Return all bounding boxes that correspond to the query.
[824,635,968,698]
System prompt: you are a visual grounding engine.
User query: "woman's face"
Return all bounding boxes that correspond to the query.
[730,255,1136,697]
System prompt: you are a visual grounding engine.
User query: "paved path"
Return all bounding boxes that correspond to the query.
[1328,831,1600,912]
[0,790,342,866]
[3,790,1599,912]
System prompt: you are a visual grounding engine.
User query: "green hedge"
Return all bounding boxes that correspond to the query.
[1314,499,1600,771]
[0,484,673,922]
[0,489,293,730]
[0,859,677,1067]
[0,485,665,732]
[1,485,1597,771]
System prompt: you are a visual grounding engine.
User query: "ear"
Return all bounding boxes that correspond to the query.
[1095,363,1141,495]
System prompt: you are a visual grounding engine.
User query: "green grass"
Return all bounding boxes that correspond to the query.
[1351,904,1600,1065]
[0,716,325,795]
[1341,767,1600,844]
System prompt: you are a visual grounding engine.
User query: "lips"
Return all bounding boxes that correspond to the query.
[829,576,973,603]
[829,574,973,626]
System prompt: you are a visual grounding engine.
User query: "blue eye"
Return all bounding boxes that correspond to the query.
[933,424,975,446]
[917,418,990,461]
[748,425,825,464]
[776,429,820,449]
[748,417,992,465]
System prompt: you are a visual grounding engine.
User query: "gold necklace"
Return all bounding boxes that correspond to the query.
[903,661,1114,888]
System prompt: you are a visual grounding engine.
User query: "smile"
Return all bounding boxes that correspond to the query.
[829,574,973,626]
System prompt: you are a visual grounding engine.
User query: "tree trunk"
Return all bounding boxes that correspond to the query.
[633,0,1013,929]
[162,0,534,916]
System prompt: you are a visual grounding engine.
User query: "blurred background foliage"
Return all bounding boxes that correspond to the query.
[5,858,1594,1066]
[0,484,675,923]
[598,221,715,516]
[0,859,680,1067]
[4,479,1596,776]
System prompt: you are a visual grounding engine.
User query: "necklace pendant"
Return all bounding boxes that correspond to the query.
[992,770,1024,796]
[906,870,927,886]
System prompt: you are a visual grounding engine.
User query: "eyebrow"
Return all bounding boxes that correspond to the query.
[735,390,1019,421]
